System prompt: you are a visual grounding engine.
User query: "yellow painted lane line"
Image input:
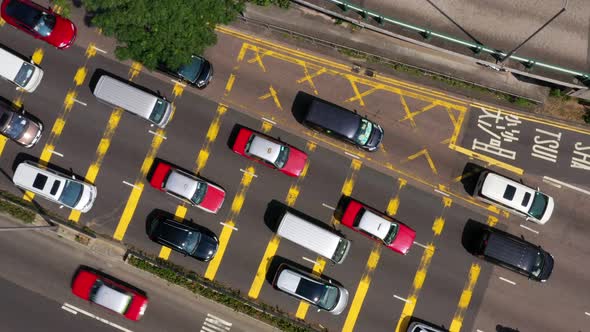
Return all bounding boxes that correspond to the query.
[0,136,7,157]
[159,205,188,259]
[0,17,5,27]
[333,159,362,226]
[296,257,326,319]
[113,183,143,241]
[394,197,451,332]
[449,264,481,332]
[195,104,228,173]
[449,144,523,175]
[73,67,87,86]
[204,166,256,280]
[387,178,407,216]
[129,62,142,80]
[32,48,44,65]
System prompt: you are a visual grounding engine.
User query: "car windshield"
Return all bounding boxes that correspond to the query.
[275,144,290,168]
[191,181,207,205]
[59,180,83,207]
[382,222,399,245]
[317,284,340,310]
[14,62,35,87]
[183,231,201,254]
[149,99,168,124]
[354,118,373,145]
[89,279,104,301]
[33,12,56,37]
[528,192,548,220]
[178,56,204,83]
[530,251,544,277]
[0,111,27,139]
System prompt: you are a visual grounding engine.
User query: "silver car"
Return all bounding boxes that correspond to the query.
[272,264,349,315]
[13,161,97,212]
[0,99,42,148]
[407,321,447,332]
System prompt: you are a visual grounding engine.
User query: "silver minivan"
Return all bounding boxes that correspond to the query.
[0,46,43,93]
[276,210,351,264]
[93,75,172,128]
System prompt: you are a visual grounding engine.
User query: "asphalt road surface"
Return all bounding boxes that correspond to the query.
[0,5,589,332]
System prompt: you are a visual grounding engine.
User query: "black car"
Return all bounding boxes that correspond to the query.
[298,96,383,151]
[474,225,553,282]
[158,55,213,89]
[147,216,218,261]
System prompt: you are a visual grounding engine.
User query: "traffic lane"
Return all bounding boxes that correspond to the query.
[0,277,111,332]
[460,105,590,187]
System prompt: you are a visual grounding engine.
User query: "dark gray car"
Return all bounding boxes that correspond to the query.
[0,98,42,147]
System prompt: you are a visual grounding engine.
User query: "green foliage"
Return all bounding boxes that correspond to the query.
[0,199,35,223]
[50,0,71,18]
[83,0,246,69]
[248,0,290,8]
[583,109,590,124]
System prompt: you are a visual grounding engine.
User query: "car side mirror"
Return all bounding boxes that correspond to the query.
[317,309,321,312]
[328,279,332,284]
[59,205,64,209]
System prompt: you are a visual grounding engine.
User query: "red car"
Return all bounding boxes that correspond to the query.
[149,160,225,214]
[340,198,416,255]
[1,0,76,49]
[232,126,308,177]
[71,267,148,321]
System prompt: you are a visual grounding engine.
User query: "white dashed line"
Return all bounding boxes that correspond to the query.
[220,222,238,231]
[73,99,87,106]
[543,176,590,196]
[122,181,140,190]
[61,305,77,315]
[239,168,257,178]
[321,203,336,210]
[434,189,450,197]
[148,130,167,139]
[499,277,516,285]
[413,241,429,249]
[519,224,539,234]
[344,151,361,159]
[585,311,590,317]
[476,329,486,332]
[302,256,320,265]
[92,46,108,54]
[393,295,411,303]
[47,149,64,157]
[261,117,276,125]
[61,303,133,332]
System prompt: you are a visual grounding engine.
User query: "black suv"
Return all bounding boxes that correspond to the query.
[475,226,553,282]
[298,97,383,151]
[147,216,218,261]
[158,55,213,89]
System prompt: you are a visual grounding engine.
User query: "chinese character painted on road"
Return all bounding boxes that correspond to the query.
[472,107,521,160]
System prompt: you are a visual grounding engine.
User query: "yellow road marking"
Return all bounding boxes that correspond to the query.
[341,159,362,197]
[113,183,143,241]
[449,144,523,175]
[0,136,7,156]
[139,129,166,177]
[387,178,407,216]
[341,246,381,331]
[0,17,5,27]
[204,166,256,280]
[73,67,87,86]
[225,74,236,96]
[31,48,44,65]
[64,90,76,111]
[306,141,317,152]
[173,82,184,97]
[129,62,142,80]
[449,264,481,332]
[399,102,438,123]
[13,96,23,108]
[404,148,437,175]
[195,104,228,173]
[261,120,273,133]
[52,4,62,14]
[259,85,283,111]
[159,206,188,259]
[486,215,499,227]
[296,257,326,319]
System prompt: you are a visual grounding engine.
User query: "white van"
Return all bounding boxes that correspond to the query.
[276,210,351,264]
[93,75,172,128]
[0,46,43,93]
[474,170,554,224]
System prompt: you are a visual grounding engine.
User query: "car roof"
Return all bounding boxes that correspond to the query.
[0,47,25,80]
[154,219,194,248]
[306,99,360,139]
[358,210,391,240]
[177,56,205,83]
[4,0,41,29]
[276,268,323,303]
[248,135,281,162]
[484,231,536,272]
[480,173,535,213]
[93,283,132,314]
[13,162,65,200]
[164,169,198,199]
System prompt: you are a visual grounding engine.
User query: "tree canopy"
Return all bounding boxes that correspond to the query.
[83,0,245,70]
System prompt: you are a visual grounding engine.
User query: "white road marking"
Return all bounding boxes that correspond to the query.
[393,295,411,303]
[73,99,87,106]
[585,311,590,317]
[542,178,562,188]
[122,181,140,190]
[344,151,361,159]
[543,176,590,196]
[302,256,320,265]
[201,313,232,332]
[519,224,539,234]
[47,149,64,157]
[220,222,238,231]
[413,241,429,249]
[148,130,167,139]
[261,117,276,125]
[62,303,133,332]
[171,79,186,87]
[499,277,516,285]
[321,203,336,210]
[434,189,450,197]
[92,46,108,54]
[239,168,257,178]
[476,329,486,332]
[61,305,77,314]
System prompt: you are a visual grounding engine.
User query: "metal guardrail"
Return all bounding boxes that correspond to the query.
[322,0,590,87]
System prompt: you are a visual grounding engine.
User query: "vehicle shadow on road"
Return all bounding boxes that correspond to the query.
[460,162,486,196]
[461,219,489,255]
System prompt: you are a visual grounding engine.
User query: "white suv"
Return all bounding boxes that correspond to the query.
[474,170,554,224]
[0,46,43,93]
[13,161,97,212]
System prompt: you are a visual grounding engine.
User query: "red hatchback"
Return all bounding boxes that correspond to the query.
[71,268,148,321]
[149,160,225,214]
[232,126,308,177]
[340,198,416,255]
[1,0,76,49]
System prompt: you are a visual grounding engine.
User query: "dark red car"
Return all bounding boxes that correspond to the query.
[71,268,148,321]
[1,0,76,49]
[340,198,416,255]
[149,160,225,214]
[232,126,308,177]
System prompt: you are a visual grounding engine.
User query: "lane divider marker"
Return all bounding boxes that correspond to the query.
[47,149,64,157]
[543,176,590,196]
[92,46,107,54]
[345,151,361,159]
[519,224,539,234]
[261,117,276,125]
[321,203,335,210]
[393,295,411,303]
[240,168,257,177]
[73,98,87,106]
[220,222,238,231]
[412,241,429,249]
[122,181,140,190]
[302,256,320,265]
[499,277,516,285]
[148,130,167,139]
[434,188,450,197]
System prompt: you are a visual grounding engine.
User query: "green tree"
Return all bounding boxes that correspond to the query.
[83,0,245,69]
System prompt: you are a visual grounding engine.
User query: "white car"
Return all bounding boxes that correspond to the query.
[0,46,44,93]
[13,161,97,212]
